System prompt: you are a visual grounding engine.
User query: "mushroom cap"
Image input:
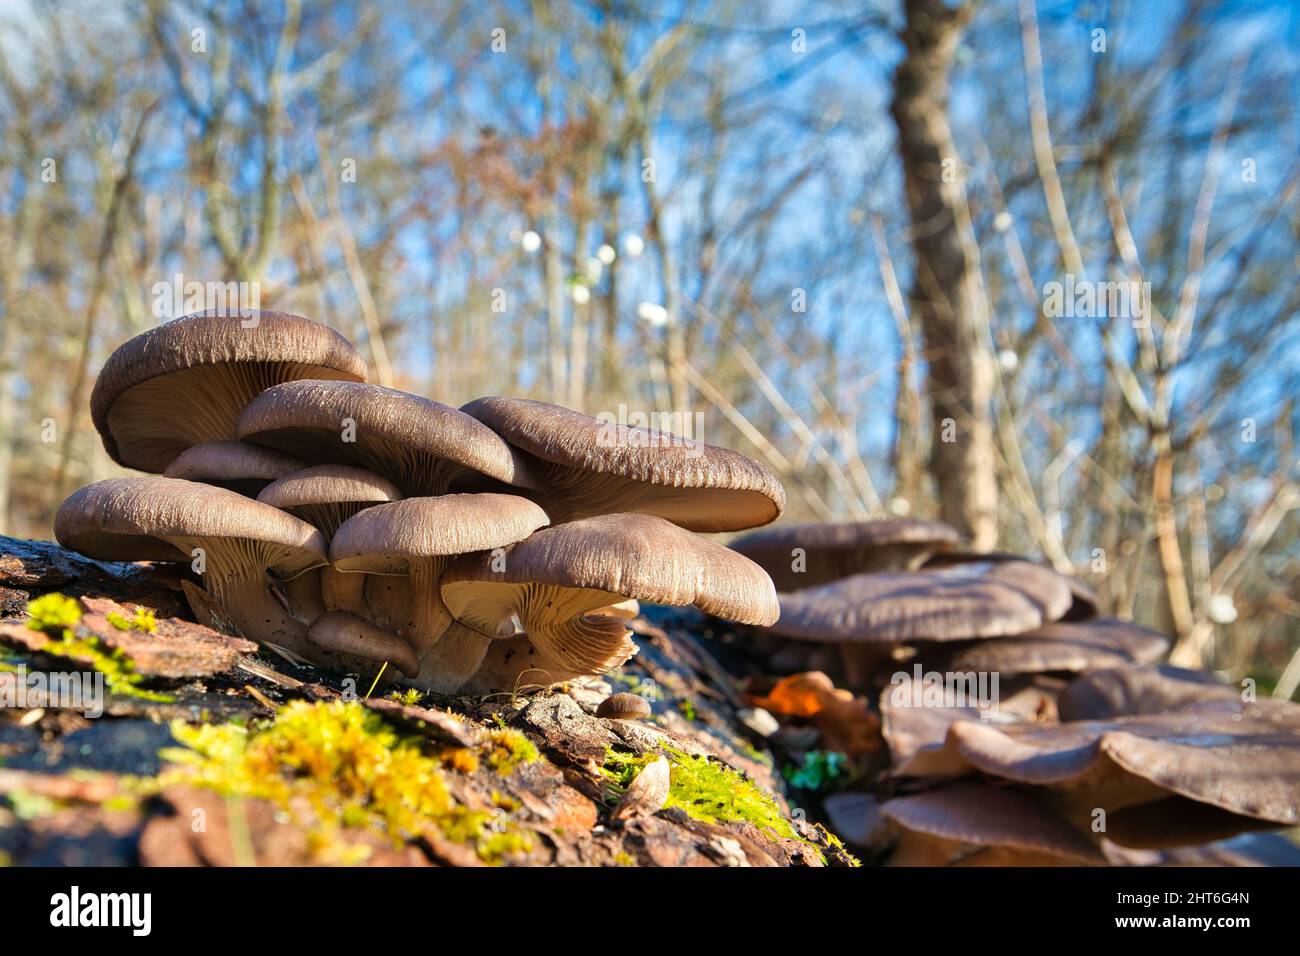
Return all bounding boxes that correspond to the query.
[441,513,780,626]
[91,311,367,471]
[880,781,1105,864]
[765,560,1073,643]
[1057,664,1243,722]
[54,476,327,573]
[257,465,402,511]
[596,692,652,720]
[939,695,1300,826]
[924,551,1099,620]
[939,618,1169,676]
[460,396,785,532]
[329,494,551,571]
[163,440,308,495]
[238,381,542,495]
[731,518,959,590]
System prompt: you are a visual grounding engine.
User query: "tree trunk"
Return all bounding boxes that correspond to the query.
[890,0,999,549]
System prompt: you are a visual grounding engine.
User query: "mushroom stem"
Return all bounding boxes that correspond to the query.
[307,611,420,678]
[207,569,314,656]
[321,566,367,614]
[413,621,491,693]
[461,634,596,695]
[163,536,319,656]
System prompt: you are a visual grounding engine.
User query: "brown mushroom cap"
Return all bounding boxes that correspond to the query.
[939,696,1300,829]
[238,381,542,496]
[442,514,779,683]
[163,440,308,496]
[1058,664,1236,722]
[443,513,780,627]
[91,311,367,471]
[596,692,653,720]
[880,781,1106,865]
[731,518,959,590]
[765,560,1073,644]
[257,465,402,537]
[938,619,1170,676]
[925,551,1099,620]
[54,477,326,655]
[460,396,785,532]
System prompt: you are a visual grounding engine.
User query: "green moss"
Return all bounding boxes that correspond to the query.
[602,746,798,841]
[675,699,697,721]
[22,595,171,702]
[386,688,424,706]
[156,700,532,864]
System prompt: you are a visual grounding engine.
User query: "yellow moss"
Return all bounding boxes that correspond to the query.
[441,747,480,774]
[481,723,540,776]
[106,607,157,633]
[157,700,532,865]
[386,688,424,706]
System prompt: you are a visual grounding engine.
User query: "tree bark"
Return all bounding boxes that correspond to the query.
[890,0,999,549]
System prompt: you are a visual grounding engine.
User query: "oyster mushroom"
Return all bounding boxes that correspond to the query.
[766,560,1073,644]
[237,380,542,496]
[762,560,1073,689]
[91,311,367,472]
[880,781,1106,866]
[934,618,1170,677]
[54,477,326,657]
[163,440,307,497]
[460,396,786,531]
[930,684,1300,847]
[329,494,550,692]
[442,514,779,690]
[730,518,959,591]
[258,465,403,617]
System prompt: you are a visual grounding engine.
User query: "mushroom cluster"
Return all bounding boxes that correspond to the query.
[55,311,783,693]
[733,519,1300,864]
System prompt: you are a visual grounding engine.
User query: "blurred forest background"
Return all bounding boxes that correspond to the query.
[0,0,1295,691]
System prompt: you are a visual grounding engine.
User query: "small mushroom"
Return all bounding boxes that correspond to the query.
[442,514,779,690]
[460,396,786,531]
[163,440,308,496]
[730,518,959,591]
[55,477,326,657]
[597,692,652,720]
[306,610,420,678]
[237,380,542,496]
[91,311,367,472]
[328,494,550,691]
